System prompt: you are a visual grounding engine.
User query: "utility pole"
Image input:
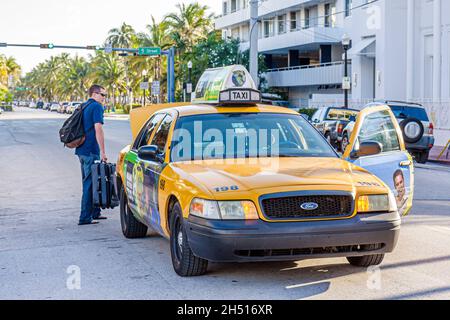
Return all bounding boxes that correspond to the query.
[342,34,351,109]
[249,0,259,86]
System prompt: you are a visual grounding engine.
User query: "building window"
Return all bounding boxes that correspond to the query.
[264,18,275,38]
[324,3,331,27]
[278,15,286,34]
[290,12,297,31]
[345,0,352,17]
[231,0,237,13]
[223,1,228,15]
[305,8,310,29]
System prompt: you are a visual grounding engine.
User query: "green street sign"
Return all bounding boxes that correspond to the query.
[15,87,29,91]
[138,47,161,56]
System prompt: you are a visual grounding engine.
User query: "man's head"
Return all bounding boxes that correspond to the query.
[394,169,405,204]
[89,85,107,104]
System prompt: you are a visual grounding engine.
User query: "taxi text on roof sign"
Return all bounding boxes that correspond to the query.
[192,65,262,105]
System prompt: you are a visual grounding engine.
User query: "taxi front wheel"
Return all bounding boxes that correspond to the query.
[120,187,148,238]
[346,244,385,267]
[170,202,208,277]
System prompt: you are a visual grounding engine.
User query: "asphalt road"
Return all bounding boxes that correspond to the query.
[1,107,450,300]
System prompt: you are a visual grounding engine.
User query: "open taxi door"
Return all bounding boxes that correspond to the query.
[343,105,414,216]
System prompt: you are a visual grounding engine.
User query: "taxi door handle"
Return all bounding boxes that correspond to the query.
[400,160,412,167]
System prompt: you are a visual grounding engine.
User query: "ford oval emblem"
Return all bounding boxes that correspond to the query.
[301,202,319,211]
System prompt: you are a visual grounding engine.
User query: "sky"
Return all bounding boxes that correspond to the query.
[0,0,222,75]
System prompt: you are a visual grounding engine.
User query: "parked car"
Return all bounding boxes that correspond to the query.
[36,101,45,109]
[66,102,82,114]
[29,101,37,109]
[50,102,60,112]
[311,107,360,148]
[58,102,70,113]
[341,101,435,164]
[44,102,51,111]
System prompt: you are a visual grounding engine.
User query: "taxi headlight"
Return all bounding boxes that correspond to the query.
[190,199,259,220]
[218,201,259,220]
[357,194,392,213]
[189,198,220,220]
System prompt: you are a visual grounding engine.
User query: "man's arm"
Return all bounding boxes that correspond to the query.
[95,123,107,162]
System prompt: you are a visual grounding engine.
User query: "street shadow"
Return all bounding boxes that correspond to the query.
[384,286,450,300]
[207,260,355,299]
[204,254,450,299]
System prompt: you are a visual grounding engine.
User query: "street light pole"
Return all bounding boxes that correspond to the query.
[342,34,351,109]
[249,0,259,85]
[187,61,193,102]
[142,70,148,106]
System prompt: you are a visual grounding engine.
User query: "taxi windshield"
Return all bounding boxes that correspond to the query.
[171,113,337,162]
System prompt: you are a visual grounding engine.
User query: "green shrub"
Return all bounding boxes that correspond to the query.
[1,105,13,112]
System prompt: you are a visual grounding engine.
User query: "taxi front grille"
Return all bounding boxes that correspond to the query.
[261,195,353,220]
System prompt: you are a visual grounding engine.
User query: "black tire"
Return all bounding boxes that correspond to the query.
[341,133,349,153]
[120,187,148,238]
[347,244,385,267]
[170,202,208,277]
[416,151,429,164]
[400,118,424,144]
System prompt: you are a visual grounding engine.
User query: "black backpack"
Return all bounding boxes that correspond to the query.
[59,101,93,149]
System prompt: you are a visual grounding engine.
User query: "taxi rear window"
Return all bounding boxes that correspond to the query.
[171,113,337,162]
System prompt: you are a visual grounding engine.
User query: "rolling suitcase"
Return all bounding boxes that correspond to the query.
[92,161,120,210]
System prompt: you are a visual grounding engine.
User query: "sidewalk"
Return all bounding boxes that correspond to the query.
[429,144,450,165]
[104,113,129,120]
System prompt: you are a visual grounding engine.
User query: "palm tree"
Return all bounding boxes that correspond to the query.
[90,52,125,108]
[66,56,91,100]
[134,16,172,102]
[164,3,213,53]
[0,55,8,88]
[164,3,214,95]
[106,23,137,48]
[5,56,21,86]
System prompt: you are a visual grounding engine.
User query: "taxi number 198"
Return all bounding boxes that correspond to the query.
[214,186,239,192]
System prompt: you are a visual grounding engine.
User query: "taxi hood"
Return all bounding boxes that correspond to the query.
[171,157,382,194]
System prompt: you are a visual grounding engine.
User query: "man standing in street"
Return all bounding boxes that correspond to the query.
[76,85,108,225]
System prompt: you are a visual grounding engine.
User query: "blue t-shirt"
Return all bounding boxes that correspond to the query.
[75,99,104,156]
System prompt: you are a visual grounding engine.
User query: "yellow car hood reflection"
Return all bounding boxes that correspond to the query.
[171,157,383,193]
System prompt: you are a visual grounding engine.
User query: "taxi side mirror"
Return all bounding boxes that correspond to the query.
[138,145,159,162]
[350,141,382,159]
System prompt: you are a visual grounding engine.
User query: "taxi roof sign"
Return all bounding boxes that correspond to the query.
[192,65,261,106]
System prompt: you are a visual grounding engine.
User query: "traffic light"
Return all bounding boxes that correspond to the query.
[40,43,54,49]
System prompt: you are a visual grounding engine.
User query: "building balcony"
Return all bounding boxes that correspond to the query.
[236,26,344,53]
[265,61,351,87]
[216,0,319,29]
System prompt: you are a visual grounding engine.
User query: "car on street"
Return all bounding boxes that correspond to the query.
[341,101,434,163]
[29,101,36,109]
[57,102,70,113]
[36,101,45,109]
[311,107,360,149]
[66,102,82,114]
[49,102,60,112]
[43,102,51,111]
[116,66,414,277]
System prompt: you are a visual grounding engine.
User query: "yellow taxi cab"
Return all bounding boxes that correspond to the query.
[116,65,414,277]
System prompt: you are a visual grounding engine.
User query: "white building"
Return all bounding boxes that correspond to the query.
[215,0,450,112]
